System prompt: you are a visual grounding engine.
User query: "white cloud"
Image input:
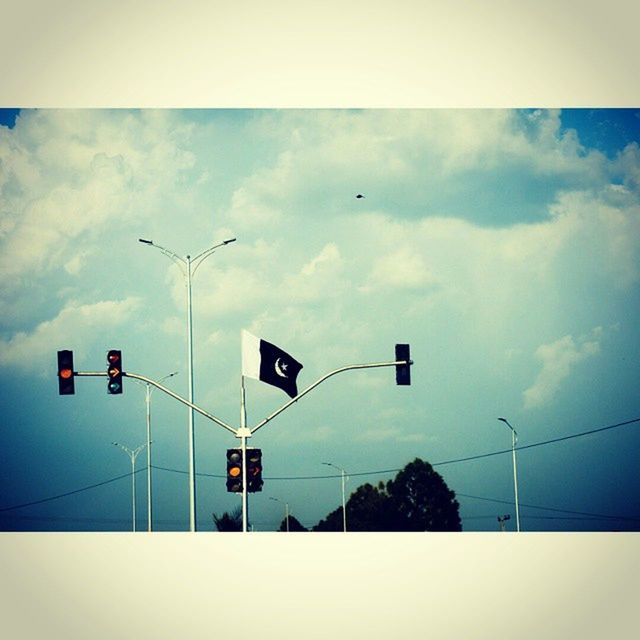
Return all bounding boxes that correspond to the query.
[523,329,602,409]
[0,298,140,371]
[0,110,197,286]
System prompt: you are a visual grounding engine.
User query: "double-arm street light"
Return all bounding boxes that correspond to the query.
[322,461,348,532]
[498,417,521,532]
[112,441,149,532]
[269,496,290,532]
[139,236,236,532]
[131,371,178,532]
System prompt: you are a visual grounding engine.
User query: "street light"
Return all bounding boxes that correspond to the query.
[322,462,347,532]
[498,417,521,532]
[139,236,236,532]
[130,371,178,532]
[112,441,149,532]
[497,514,511,532]
[269,496,290,532]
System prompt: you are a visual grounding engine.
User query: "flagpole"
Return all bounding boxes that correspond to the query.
[240,375,249,533]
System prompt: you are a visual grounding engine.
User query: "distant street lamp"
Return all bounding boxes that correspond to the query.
[269,496,290,531]
[112,441,149,532]
[497,514,511,532]
[130,371,178,532]
[322,461,347,532]
[139,236,236,532]
[498,417,521,532]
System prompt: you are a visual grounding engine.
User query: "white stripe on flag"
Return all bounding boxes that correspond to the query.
[241,330,261,380]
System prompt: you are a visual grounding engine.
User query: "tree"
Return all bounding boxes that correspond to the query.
[277,515,307,531]
[212,506,243,531]
[313,459,461,532]
[386,458,461,531]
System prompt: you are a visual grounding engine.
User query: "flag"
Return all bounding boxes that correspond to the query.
[242,330,303,398]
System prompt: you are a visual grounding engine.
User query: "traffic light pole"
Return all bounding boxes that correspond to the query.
[73,353,412,533]
[249,359,412,435]
[239,377,250,533]
[75,371,236,434]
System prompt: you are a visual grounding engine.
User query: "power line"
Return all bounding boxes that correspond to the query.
[1,415,638,514]
[0,470,141,512]
[457,492,640,522]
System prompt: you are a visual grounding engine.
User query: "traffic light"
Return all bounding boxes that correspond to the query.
[246,448,263,493]
[57,350,75,395]
[226,448,243,493]
[107,349,123,394]
[395,344,412,385]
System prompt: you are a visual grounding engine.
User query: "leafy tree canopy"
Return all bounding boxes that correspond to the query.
[313,458,461,532]
[277,515,307,531]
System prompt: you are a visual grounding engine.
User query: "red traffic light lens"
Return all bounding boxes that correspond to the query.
[59,368,73,379]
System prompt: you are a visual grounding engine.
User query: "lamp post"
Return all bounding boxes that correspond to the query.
[497,514,511,532]
[322,462,347,532]
[269,496,290,532]
[131,371,178,532]
[112,442,148,532]
[498,417,521,532]
[139,236,236,532]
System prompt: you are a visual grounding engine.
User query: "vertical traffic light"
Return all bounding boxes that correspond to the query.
[107,349,123,394]
[226,448,243,492]
[57,350,75,395]
[246,448,263,493]
[395,344,412,385]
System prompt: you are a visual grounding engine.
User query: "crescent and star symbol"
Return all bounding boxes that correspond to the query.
[274,358,289,378]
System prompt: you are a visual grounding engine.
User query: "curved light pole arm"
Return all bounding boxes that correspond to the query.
[191,238,236,276]
[138,238,187,274]
[250,358,411,434]
[77,371,236,434]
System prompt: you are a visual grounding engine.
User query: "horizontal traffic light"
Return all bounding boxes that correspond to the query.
[57,350,75,395]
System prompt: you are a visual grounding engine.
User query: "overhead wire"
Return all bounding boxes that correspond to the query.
[1,415,638,521]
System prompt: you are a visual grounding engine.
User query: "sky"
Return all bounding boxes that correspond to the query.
[0,107,639,532]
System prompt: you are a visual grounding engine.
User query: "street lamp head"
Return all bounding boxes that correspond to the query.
[138,238,153,245]
[498,417,507,423]
[223,238,237,245]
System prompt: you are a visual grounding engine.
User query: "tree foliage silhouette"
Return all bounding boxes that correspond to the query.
[277,515,307,531]
[313,458,461,531]
[212,506,243,531]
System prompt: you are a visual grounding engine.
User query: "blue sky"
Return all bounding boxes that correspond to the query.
[0,108,639,532]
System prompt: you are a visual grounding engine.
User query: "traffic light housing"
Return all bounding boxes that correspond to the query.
[107,349,123,394]
[57,350,75,395]
[395,344,412,385]
[246,448,263,493]
[226,448,243,493]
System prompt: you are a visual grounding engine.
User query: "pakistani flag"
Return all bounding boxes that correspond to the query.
[242,330,303,398]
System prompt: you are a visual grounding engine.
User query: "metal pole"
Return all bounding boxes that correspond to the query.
[341,468,346,533]
[113,442,147,532]
[498,418,521,532]
[138,237,236,533]
[285,503,290,532]
[240,376,249,533]
[322,462,347,532]
[145,384,152,532]
[186,255,197,532]
[131,455,137,532]
[512,428,521,532]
